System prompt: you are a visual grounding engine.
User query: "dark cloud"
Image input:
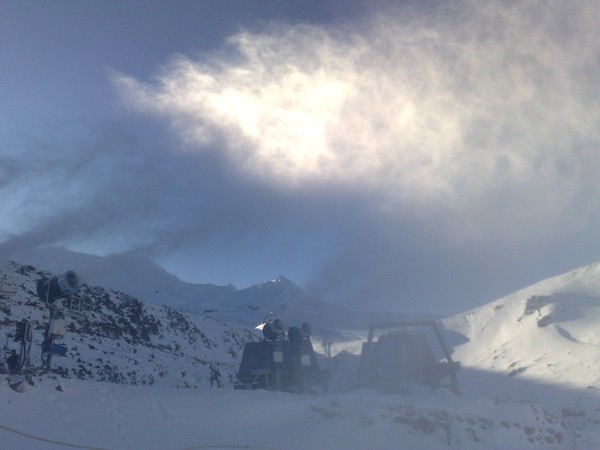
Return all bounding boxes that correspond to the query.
[3,0,600,314]
[0,119,359,286]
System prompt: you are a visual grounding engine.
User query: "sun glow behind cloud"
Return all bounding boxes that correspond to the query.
[115,0,600,243]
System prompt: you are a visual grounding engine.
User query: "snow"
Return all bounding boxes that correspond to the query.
[4,376,591,450]
[2,253,600,449]
[442,266,600,402]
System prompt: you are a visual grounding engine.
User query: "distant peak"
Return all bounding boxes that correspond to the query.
[250,275,299,291]
[272,275,292,284]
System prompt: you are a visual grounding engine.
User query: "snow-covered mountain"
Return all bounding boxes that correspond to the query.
[443,262,600,402]
[2,255,600,449]
[0,259,256,388]
[5,246,422,329]
[6,246,236,309]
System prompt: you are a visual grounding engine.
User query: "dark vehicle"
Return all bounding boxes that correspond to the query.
[356,321,460,394]
[235,320,327,393]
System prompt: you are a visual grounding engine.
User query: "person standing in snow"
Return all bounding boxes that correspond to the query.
[210,364,222,387]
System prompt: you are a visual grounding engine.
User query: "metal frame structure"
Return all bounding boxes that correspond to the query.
[357,320,461,395]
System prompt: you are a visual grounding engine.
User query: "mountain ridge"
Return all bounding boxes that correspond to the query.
[5,246,424,329]
[441,262,600,402]
[3,255,600,448]
[0,259,256,388]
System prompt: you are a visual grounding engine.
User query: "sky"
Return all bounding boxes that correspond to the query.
[1,0,600,315]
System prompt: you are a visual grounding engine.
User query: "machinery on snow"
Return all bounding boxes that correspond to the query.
[234,319,328,393]
[234,318,460,395]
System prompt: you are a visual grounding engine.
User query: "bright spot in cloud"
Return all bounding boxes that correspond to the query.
[115,0,600,242]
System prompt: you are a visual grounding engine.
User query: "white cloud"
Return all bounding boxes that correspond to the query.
[115,0,600,243]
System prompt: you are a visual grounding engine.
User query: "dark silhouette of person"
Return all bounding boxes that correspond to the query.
[210,365,222,387]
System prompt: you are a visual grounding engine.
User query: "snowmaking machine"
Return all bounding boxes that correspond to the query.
[0,269,89,391]
[356,320,460,394]
[36,270,89,371]
[234,319,328,393]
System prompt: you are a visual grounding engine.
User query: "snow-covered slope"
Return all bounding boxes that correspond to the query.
[0,260,256,388]
[443,262,600,402]
[5,247,421,331]
[3,257,600,449]
[6,246,236,309]
[3,376,586,450]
